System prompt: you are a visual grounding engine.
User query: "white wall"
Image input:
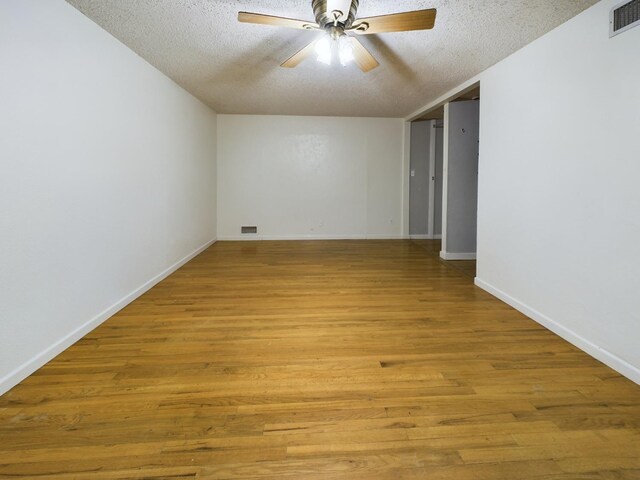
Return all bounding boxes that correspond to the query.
[0,0,218,394]
[441,101,479,259]
[475,0,640,382]
[217,115,404,240]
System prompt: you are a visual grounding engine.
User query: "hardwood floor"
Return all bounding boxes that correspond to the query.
[1,240,638,479]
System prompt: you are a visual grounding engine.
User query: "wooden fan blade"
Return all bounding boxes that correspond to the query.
[238,12,319,30]
[349,9,437,34]
[349,37,379,73]
[281,39,318,68]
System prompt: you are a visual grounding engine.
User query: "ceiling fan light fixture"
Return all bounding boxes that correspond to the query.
[239,4,437,73]
[315,35,332,65]
[338,35,354,66]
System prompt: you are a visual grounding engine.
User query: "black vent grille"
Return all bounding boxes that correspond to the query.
[241,226,258,234]
[611,0,640,36]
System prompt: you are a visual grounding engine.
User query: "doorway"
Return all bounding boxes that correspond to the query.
[409,85,480,278]
[441,98,480,261]
[408,120,444,239]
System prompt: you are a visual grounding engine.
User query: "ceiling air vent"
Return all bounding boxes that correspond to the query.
[610,0,640,37]
[241,226,258,234]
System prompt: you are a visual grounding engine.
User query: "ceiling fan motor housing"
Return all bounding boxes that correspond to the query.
[312,0,359,29]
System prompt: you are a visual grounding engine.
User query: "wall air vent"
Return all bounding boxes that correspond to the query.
[241,226,258,234]
[610,0,640,37]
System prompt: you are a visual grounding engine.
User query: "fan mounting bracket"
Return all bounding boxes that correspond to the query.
[312,0,359,29]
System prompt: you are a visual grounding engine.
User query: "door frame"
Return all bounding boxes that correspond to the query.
[427,120,437,238]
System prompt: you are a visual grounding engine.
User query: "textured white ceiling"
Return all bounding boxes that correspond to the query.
[66,0,597,117]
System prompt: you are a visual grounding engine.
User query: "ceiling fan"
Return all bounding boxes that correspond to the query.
[238,0,437,72]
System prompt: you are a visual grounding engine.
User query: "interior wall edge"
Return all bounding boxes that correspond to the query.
[401,121,412,237]
[0,238,217,396]
[474,277,640,386]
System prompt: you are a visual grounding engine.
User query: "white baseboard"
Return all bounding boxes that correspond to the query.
[408,234,442,240]
[0,238,217,396]
[440,251,477,260]
[474,277,640,385]
[217,234,406,241]
[363,234,406,240]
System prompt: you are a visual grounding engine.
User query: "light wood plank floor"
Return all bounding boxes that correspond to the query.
[1,240,639,479]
